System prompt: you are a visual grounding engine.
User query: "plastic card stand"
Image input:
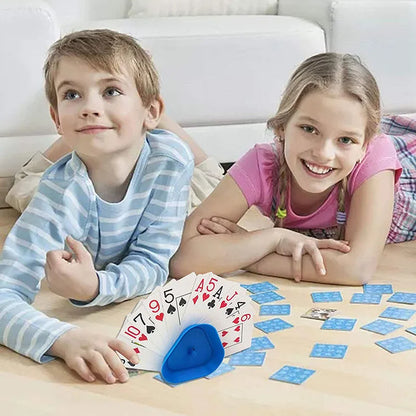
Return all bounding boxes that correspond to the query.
[161,324,224,384]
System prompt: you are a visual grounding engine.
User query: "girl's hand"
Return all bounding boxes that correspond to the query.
[275,229,350,282]
[48,328,139,383]
[197,217,247,235]
[45,236,99,302]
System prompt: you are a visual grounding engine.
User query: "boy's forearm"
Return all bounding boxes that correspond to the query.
[247,249,374,286]
[170,228,281,278]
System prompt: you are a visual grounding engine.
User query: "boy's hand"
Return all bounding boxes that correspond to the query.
[45,236,99,302]
[48,328,139,383]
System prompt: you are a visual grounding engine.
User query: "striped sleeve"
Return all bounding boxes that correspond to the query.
[0,175,89,362]
[85,159,194,306]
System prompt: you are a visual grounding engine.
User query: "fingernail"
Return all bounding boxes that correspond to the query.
[211,217,217,221]
[131,356,139,365]
[320,268,326,275]
[119,373,129,383]
[106,374,116,384]
[88,375,95,382]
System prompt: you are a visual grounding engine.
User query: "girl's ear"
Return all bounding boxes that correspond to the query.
[49,106,63,135]
[144,97,164,130]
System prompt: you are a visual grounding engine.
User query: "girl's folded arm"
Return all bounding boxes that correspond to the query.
[170,175,281,277]
[247,170,395,285]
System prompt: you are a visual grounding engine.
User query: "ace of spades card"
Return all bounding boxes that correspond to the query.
[116,273,255,373]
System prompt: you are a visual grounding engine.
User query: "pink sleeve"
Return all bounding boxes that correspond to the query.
[348,134,402,193]
[228,144,275,213]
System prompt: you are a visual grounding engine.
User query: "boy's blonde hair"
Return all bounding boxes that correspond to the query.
[267,53,381,239]
[44,29,161,111]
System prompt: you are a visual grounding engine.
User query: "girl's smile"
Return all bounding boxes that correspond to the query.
[283,88,367,205]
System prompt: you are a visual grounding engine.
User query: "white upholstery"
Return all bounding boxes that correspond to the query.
[0,0,415,196]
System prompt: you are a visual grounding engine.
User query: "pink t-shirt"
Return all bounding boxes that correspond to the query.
[229,134,402,233]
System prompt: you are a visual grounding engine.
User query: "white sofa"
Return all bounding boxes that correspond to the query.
[1,0,416,207]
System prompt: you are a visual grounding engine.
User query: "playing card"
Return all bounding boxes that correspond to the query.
[321,318,357,331]
[311,291,342,303]
[116,314,165,371]
[301,307,337,321]
[270,366,315,385]
[205,362,235,379]
[115,272,256,378]
[260,304,290,316]
[363,284,393,294]
[379,306,416,321]
[350,293,382,304]
[387,292,416,305]
[250,291,285,304]
[242,281,278,294]
[228,351,266,366]
[361,319,403,335]
[254,318,293,334]
[375,336,416,354]
[249,336,275,351]
[310,343,348,359]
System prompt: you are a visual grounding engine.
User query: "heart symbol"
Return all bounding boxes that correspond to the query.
[202,293,209,302]
[222,342,228,347]
[139,334,147,341]
[179,297,186,306]
[233,317,240,324]
[234,325,241,332]
[193,295,198,304]
[220,301,227,308]
[234,337,240,343]
[156,313,164,321]
[134,347,140,354]
[221,331,228,337]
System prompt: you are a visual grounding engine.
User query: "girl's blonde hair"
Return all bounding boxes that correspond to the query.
[267,53,381,239]
[44,29,161,111]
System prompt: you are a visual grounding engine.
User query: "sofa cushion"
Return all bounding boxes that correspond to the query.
[65,15,325,127]
[129,0,278,17]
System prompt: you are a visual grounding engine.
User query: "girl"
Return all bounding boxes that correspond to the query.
[170,52,412,285]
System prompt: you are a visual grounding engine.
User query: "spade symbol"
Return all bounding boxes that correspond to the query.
[146,325,155,334]
[207,299,215,309]
[225,307,234,316]
[167,304,176,315]
[179,297,186,307]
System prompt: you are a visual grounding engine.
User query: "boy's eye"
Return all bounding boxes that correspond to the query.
[63,90,80,100]
[339,137,353,145]
[301,125,317,134]
[104,87,121,97]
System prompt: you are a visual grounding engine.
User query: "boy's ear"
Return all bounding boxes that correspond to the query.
[144,97,164,130]
[49,106,63,135]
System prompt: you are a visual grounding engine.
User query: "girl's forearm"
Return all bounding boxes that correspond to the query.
[247,248,376,286]
[170,228,281,278]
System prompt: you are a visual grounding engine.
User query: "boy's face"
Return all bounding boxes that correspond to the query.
[50,57,159,160]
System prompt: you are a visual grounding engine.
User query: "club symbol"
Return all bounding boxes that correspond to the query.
[208,300,216,309]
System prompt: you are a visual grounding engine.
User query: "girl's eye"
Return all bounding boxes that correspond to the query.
[301,125,317,134]
[339,137,353,145]
[105,87,121,97]
[63,90,80,100]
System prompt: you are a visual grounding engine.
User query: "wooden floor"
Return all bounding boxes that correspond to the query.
[1,207,416,416]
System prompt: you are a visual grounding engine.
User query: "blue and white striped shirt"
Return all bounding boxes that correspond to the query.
[0,129,193,363]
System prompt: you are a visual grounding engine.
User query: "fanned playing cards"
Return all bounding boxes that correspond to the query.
[116,273,255,374]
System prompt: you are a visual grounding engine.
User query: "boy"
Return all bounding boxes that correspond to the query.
[0,29,194,384]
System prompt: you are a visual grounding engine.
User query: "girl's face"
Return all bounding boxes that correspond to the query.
[283,89,368,199]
